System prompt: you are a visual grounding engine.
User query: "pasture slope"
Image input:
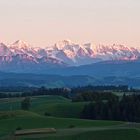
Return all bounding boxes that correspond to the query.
[0,95,139,140]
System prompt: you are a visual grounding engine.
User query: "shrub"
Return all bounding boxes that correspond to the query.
[44,112,51,116]
[68,125,76,128]
[16,127,22,130]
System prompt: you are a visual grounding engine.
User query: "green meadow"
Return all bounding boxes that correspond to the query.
[0,95,139,140]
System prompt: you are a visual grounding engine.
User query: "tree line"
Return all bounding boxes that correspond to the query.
[71,85,129,93]
[0,85,131,99]
[81,94,140,122]
[0,87,70,98]
[72,91,118,102]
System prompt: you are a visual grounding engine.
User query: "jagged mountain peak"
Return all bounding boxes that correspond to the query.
[0,40,139,69]
[14,40,27,44]
[0,42,7,47]
[54,39,77,50]
[11,40,31,50]
[0,43,12,56]
[57,39,74,45]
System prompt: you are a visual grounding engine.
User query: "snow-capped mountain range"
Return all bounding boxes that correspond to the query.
[0,39,140,72]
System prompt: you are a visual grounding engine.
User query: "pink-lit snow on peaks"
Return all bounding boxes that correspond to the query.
[0,40,139,66]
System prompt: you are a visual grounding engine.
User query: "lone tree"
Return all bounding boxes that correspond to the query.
[21,97,31,110]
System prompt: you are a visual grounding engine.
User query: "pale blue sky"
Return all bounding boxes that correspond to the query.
[0,0,140,47]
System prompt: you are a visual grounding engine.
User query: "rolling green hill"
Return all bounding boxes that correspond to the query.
[0,95,140,140]
[0,110,123,138]
[22,129,140,140]
[0,95,86,118]
[32,102,87,118]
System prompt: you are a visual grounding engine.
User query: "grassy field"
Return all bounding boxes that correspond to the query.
[0,95,140,140]
[0,96,70,111]
[32,102,87,118]
[0,110,124,139]
[21,129,140,140]
[0,95,87,118]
